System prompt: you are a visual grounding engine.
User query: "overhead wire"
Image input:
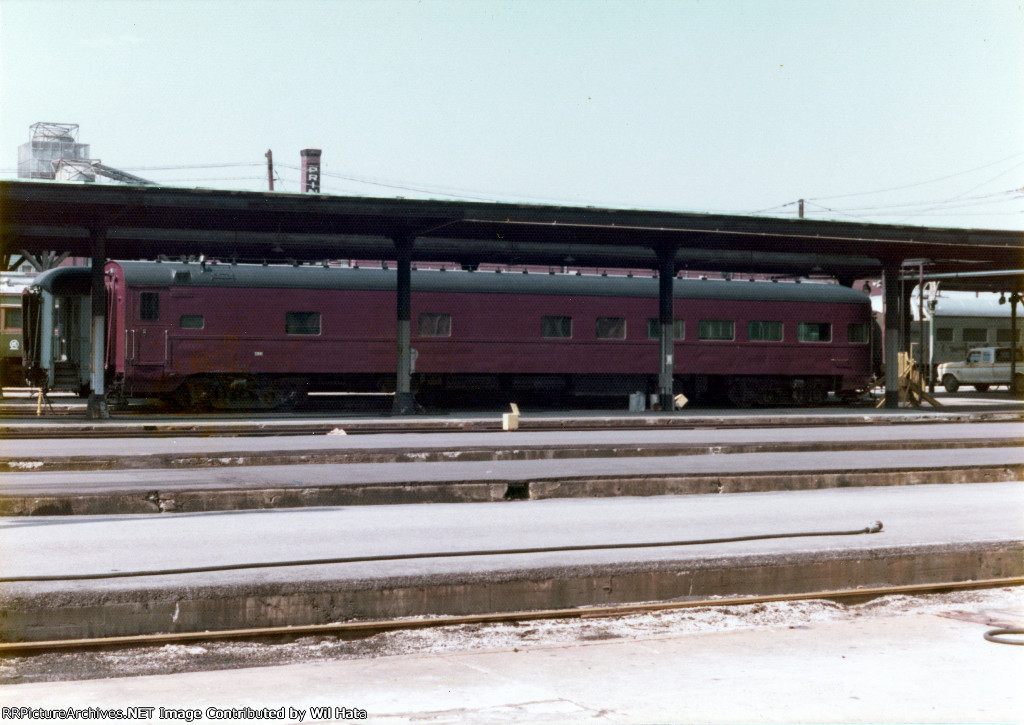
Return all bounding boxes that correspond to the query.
[805,150,1024,203]
[274,162,515,203]
[805,191,1023,217]
[4,151,1022,223]
[753,151,1024,223]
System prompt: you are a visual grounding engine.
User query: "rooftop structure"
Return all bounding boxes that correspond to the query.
[17,122,153,185]
[17,123,91,179]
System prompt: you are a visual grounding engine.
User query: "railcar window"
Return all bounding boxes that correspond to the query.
[996,328,1020,343]
[179,315,204,329]
[798,322,832,342]
[2,307,22,331]
[963,328,987,344]
[139,292,160,322]
[541,316,572,338]
[846,323,869,343]
[747,320,783,341]
[646,319,684,340]
[595,317,626,339]
[417,313,451,337]
[936,328,953,342]
[698,319,734,341]
[285,311,321,335]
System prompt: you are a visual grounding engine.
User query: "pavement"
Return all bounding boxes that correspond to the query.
[2,587,1021,724]
[3,421,1024,469]
[3,482,1022,642]
[2,422,1023,515]
[1,408,1021,649]
[1,393,1023,439]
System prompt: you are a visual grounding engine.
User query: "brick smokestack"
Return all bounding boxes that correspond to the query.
[300,149,322,192]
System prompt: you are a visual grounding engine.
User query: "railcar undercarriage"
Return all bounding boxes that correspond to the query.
[168,374,309,411]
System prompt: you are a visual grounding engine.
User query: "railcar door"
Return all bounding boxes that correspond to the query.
[127,289,169,388]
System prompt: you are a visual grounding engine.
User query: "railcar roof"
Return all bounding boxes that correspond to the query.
[28,266,92,296]
[46,261,871,305]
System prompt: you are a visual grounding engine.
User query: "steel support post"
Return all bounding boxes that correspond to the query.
[1011,293,1019,394]
[86,228,109,419]
[656,246,677,412]
[882,265,901,409]
[392,236,416,415]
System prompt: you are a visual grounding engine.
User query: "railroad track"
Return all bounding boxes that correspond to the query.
[1,406,1022,439]
[3,578,1021,655]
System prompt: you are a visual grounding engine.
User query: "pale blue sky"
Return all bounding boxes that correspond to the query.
[2,0,1022,230]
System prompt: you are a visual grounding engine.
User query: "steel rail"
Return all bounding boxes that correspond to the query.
[2,577,1021,655]
[1,416,1023,439]
[1,405,1022,439]
[1,439,1022,474]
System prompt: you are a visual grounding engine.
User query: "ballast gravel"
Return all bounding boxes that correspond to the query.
[1,587,1020,684]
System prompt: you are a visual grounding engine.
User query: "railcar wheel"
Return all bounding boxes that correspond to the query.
[174,378,214,412]
[806,380,829,406]
[839,390,865,404]
[942,374,959,393]
[726,379,753,408]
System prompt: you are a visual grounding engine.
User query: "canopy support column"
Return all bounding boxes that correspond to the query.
[86,228,109,420]
[392,236,416,415]
[1010,292,1020,393]
[656,245,677,412]
[882,264,901,409]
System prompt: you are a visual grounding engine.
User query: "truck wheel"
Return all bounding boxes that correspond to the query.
[942,374,959,393]
[973,384,989,392]
[1014,374,1024,396]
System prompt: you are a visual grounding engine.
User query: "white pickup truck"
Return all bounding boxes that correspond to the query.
[938,347,1023,393]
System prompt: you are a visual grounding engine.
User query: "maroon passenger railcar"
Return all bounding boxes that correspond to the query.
[23,261,874,408]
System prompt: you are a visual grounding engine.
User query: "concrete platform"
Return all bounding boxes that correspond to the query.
[4,591,1021,723]
[2,482,1022,642]
[2,444,1022,515]
[1,401,1022,440]
[3,421,1023,472]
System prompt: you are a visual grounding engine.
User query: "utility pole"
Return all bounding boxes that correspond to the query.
[265,150,274,191]
[798,199,804,219]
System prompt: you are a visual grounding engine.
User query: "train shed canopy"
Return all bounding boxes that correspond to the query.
[920,269,1024,294]
[2,180,1022,280]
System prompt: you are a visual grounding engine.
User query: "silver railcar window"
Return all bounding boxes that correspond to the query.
[698,319,734,341]
[748,320,783,341]
[798,322,831,343]
[646,319,684,340]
